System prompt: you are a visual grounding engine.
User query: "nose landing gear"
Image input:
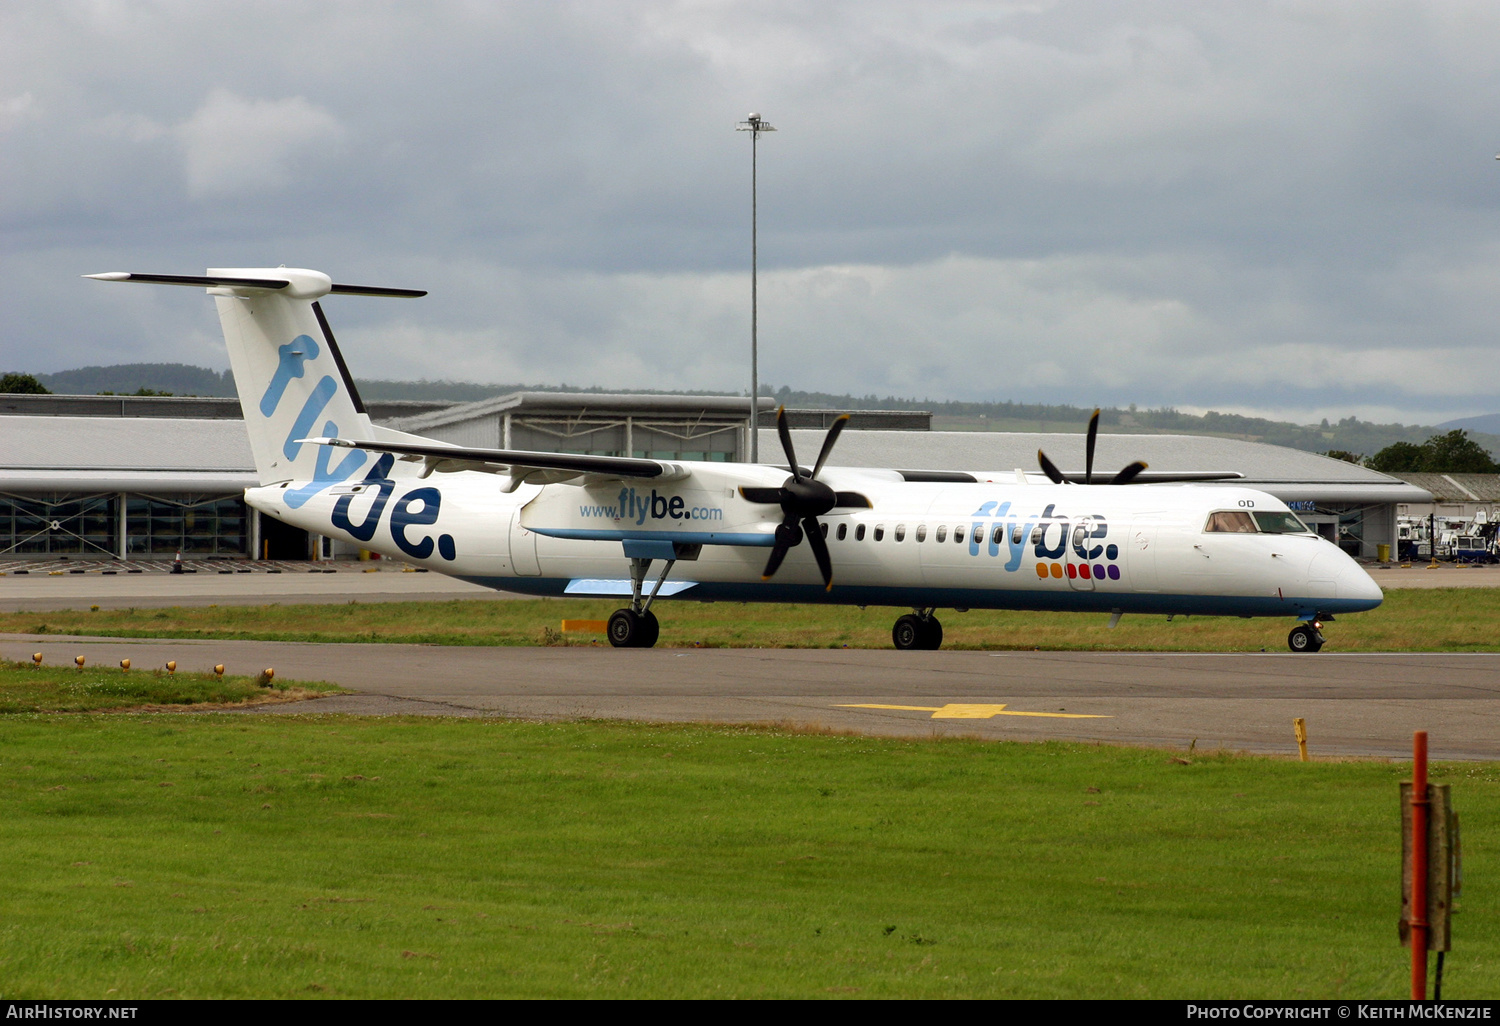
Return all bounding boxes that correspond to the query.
[893,609,944,650]
[1287,621,1325,653]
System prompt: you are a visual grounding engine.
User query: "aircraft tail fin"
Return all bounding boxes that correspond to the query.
[85,268,425,499]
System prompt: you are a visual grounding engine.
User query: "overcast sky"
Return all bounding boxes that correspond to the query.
[4,1,1500,425]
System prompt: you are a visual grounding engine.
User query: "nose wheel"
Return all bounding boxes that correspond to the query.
[893,610,944,650]
[1287,623,1324,653]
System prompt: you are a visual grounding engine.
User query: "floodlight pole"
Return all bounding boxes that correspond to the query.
[737,113,775,463]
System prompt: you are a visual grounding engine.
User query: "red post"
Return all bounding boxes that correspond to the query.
[1412,730,1429,1000]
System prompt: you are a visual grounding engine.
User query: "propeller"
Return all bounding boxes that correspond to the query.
[738,407,869,590]
[1037,408,1150,486]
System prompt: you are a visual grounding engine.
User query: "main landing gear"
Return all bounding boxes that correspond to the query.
[607,555,675,648]
[892,609,943,651]
[1287,620,1326,654]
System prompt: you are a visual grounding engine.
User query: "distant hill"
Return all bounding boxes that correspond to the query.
[16,362,1500,460]
[35,363,236,397]
[1438,412,1500,435]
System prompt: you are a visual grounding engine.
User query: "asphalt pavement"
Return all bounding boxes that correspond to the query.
[6,633,1496,761]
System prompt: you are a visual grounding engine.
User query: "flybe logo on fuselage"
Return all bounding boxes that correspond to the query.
[963,500,1122,583]
[578,487,725,525]
[326,454,458,562]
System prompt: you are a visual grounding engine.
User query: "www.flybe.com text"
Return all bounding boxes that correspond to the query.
[580,488,724,525]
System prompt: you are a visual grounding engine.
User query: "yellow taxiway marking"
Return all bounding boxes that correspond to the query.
[837,703,1109,720]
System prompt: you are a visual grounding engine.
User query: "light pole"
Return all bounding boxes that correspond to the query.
[736,112,775,462]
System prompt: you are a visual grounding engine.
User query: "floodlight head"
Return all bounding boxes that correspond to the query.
[748,112,760,121]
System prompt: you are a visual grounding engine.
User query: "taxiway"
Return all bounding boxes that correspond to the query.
[5,634,1496,761]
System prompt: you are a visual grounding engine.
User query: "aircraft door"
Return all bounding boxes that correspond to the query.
[1065,517,1096,591]
[509,508,540,576]
[1128,518,1160,592]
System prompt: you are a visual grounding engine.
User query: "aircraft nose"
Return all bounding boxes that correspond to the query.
[1308,545,1383,610]
[1336,552,1383,608]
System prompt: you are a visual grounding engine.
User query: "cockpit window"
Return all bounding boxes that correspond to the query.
[1252,511,1313,534]
[1205,511,1257,533]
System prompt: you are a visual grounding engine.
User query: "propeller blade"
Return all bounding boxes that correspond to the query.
[1037,449,1066,485]
[739,486,783,504]
[1110,460,1149,485]
[761,542,790,580]
[775,406,802,478]
[1085,408,1100,485]
[802,516,834,590]
[832,491,872,509]
[811,414,850,478]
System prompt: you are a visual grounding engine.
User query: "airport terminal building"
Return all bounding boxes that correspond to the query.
[0,392,1430,562]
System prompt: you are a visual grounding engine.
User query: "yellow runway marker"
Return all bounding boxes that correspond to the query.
[837,703,1109,720]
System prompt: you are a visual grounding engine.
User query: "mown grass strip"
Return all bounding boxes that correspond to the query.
[0,661,343,713]
[1,715,1497,999]
[2,587,1498,651]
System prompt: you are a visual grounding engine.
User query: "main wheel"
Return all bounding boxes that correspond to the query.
[892,614,924,650]
[921,616,944,651]
[636,610,660,648]
[607,609,639,647]
[607,608,660,648]
[1287,624,1324,653]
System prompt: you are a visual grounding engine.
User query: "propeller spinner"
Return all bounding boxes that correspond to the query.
[1037,409,1149,486]
[738,407,868,590]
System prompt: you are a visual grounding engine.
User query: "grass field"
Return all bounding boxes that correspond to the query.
[0,662,343,713]
[0,715,1493,999]
[3,587,1498,651]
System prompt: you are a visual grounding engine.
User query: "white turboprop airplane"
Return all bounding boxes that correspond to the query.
[87,267,1382,653]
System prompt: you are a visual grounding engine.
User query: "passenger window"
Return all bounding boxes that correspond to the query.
[935,525,947,543]
[956,526,966,544]
[1012,525,1024,545]
[855,523,866,541]
[916,524,927,542]
[894,524,906,542]
[820,522,828,539]
[1031,526,1043,545]
[991,525,1004,546]
[837,523,848,541]
[971,525,984,544]
[874,525,885,542]
[1205,511,1257,533]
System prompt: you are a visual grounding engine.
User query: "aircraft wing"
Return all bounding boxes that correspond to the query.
[1051,470,1243,484]
[300,437,684,492]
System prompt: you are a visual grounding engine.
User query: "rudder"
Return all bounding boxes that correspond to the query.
[209,267,372,495]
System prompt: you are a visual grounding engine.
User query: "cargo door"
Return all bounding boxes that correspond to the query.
[509,507,540,575]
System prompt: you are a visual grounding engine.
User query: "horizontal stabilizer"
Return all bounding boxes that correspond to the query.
[85,272,290,290]
[327,283,429,298]
[85,272,425,298]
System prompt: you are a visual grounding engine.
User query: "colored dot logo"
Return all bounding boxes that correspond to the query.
[1035,562,1121,581]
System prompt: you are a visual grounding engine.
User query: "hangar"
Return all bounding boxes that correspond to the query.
[0,392,1429,562]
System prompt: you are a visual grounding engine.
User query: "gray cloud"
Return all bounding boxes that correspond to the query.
[2,1,1500,423]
